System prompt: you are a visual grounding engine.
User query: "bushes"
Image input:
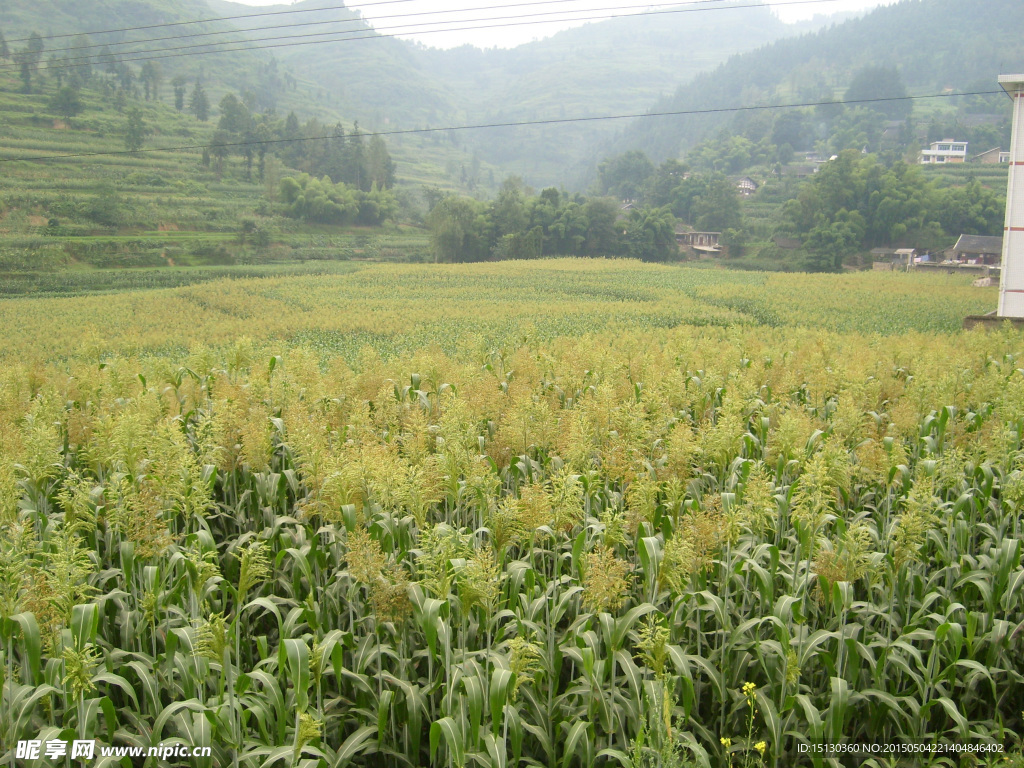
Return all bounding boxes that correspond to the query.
[279,174,397,226]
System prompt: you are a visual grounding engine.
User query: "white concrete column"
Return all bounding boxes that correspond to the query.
[998,75,1024,318]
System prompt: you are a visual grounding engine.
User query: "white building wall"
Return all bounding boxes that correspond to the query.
[999,76,1024,318]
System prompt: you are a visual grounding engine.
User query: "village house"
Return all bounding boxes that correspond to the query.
[734,176,759,196]
[894,248,917,267]
[949,234,1004,265]
[675,226,721,255]
[919,139,968,164]
[972,147,1011,164]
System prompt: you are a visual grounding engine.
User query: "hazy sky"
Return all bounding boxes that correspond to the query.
[226,0,898,49]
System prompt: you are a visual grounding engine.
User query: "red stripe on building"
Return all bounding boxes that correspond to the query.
[1006,227,1024,231]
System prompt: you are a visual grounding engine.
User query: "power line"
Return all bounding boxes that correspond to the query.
[35,0,684,58]
[2,0,418,45]
[0,90,1004,165]
[7,0,842,73]
[38,0,770,66]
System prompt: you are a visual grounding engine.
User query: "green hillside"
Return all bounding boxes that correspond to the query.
[0,0,866,190]
[210,0,826,188]
[607,0,1024,166]
[0,61,442,293]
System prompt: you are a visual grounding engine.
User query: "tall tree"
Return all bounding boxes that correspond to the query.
[140,61,161,101]
[843,65,910,120]
[218,93,252,136]
[13,32,43,92]
[171,76,187,111]
[189,80,209,122]
[124,109,147,152]
[67,36,92,88]
[426,195,487,262]
[49,87,84,122]
[597,150,654,201]
[344,123,367,190]
[210,130,231,176]
[367,135,396,189]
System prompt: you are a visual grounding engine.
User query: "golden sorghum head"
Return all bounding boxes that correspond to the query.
[581,545,631,614]
[459,545,501,615]
[345,527,386,584]
[369,564,413,624]
[517,483,554,532]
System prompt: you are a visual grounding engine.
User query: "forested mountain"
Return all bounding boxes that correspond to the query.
[0,0,831,188]
[211,0,824,186]
[606,0,1024,168]
[4,0,1020,191]
[0,0,289,110]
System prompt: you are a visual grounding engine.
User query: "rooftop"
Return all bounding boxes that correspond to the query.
[953,234,1004,254]
[998,74,1024,96]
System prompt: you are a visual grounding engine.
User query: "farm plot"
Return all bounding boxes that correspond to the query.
[1,260,1022,767]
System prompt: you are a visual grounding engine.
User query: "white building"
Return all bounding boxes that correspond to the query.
[919,139,968,164]
[997,75,1024,319]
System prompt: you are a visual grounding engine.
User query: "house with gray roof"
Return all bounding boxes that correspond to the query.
[950,234,1004,265]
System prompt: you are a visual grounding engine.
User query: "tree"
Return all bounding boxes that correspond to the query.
[426,195,487,262]
[124,109,147,152]
[217,93,252,135]
[0,31,9,60]
[581,198,622,255]
[367,135,396,189]
[171,76,187,111]
[189,80,209,122]
[645,159,689,207]
[804,210,865,271]
[140,61,161,101]
[13,32,43,92]
[67,36,93,88]
[49,87,84,122]
[343,123,368,190]
[671,173,742,232]
[491,177,527,239]
[843,65,910,120]
[87,182,125,226]
[771,111,808,151]
[209,130,232,176]
[597,150,654,201]
[625,207,677,262]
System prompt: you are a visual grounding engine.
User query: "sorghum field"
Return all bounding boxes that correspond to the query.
[2,260,1023,767]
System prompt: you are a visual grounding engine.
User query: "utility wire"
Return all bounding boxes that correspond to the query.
[5,0,842,73]
[25,0,701,56]
[28,0,766,64]
[2,0,419,45]
[0,90,1003,165]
